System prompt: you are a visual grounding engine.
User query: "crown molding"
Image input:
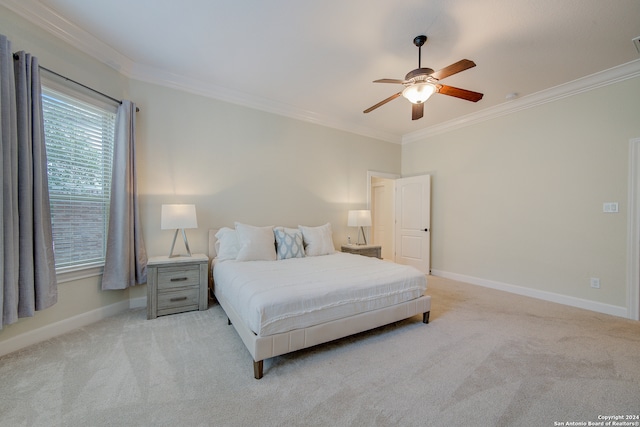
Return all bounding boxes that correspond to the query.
[402,58,640,144]
[4,0,638,146]
[1,0,400,144]
[128,62,402,144]
[1,0,135,74]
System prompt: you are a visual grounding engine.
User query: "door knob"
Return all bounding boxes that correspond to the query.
[423,228,429,232]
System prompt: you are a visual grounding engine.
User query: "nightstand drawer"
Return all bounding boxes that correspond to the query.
[157,265,200,290]
[157,288,200,315]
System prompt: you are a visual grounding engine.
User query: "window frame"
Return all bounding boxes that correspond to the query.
[41,73,119,282]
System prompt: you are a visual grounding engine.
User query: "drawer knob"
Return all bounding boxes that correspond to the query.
[170,277,188,282]
[170,296,188,302]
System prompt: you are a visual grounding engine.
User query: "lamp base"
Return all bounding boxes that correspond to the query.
[356,226,368,245]
[168,228,193,258]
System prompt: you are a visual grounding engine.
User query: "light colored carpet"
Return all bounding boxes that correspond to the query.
[1,276,639,427]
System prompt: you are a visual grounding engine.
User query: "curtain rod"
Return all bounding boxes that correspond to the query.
[35,61,140,112]
[40,65,140,112]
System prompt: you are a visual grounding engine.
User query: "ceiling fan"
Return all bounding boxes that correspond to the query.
[363,35,484,120]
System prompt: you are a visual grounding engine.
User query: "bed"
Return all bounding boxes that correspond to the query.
[209,223,431,379]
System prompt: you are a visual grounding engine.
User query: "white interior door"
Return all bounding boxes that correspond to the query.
[395,175,431,273]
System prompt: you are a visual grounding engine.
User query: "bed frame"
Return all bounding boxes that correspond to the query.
[208,229,431,379]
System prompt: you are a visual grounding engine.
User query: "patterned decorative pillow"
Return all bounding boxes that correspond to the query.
[274,227,305,260]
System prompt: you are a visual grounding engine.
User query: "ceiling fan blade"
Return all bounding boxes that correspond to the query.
[437,84,484,102]
[411,103,424,120]
[363,92,403,114]
[373,78,406,84]
[430,59,476,80]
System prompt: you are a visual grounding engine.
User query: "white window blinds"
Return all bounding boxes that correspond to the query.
[42,87,116,271]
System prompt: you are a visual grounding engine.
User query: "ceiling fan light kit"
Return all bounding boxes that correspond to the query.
[402,83,436,104]
[364,35,484,120]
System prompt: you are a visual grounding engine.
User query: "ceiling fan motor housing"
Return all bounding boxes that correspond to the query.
[405,67,435,82]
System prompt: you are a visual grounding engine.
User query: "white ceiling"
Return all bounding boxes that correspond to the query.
[5,0,640,143]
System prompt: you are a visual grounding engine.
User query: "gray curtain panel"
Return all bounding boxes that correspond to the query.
[1,34,57,329]
[102,100,147,290]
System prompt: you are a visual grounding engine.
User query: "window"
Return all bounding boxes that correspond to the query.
[42,86,116,271]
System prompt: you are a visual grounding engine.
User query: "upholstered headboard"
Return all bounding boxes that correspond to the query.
[208,229,219,260]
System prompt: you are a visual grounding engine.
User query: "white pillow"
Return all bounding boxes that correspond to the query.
[234,222,276,261]
[299,223,335,256]
[274,227,305,260]
[214,227,240,261]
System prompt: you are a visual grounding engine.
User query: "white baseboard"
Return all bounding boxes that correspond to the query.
[129,296,147,310]
[431,270,628,319]
[0,298,144,358]
[2,270,628,359]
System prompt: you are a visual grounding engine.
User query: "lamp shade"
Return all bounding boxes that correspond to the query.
[347,210,372,227]
[402,83,436,104]
[161,204,198,230]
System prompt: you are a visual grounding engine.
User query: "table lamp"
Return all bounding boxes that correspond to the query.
[161,204,198,257]
[348,210,372,245]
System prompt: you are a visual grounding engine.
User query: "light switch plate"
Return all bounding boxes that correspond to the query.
[603,202,619,213]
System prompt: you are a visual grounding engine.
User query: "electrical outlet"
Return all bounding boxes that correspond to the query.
[590,278,600,289]
[603,202,619,213]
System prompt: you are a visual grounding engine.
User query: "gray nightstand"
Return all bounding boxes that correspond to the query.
[341,244,382,259]
[146,253,208,319]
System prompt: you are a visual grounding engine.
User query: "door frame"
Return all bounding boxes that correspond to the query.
[627,137,640,320]
[367,171,400,260]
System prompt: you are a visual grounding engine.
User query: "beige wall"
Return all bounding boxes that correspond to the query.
[126,79,401,299]
[0,6,401,347]
[129,79,400,259]
[402,76,640,310]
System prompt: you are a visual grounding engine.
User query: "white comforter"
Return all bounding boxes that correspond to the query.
[213,252,427,336]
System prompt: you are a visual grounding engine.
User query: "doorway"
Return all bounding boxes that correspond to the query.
[367,171,431,274]
[371,175,396,260]
[367,171,399,260]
